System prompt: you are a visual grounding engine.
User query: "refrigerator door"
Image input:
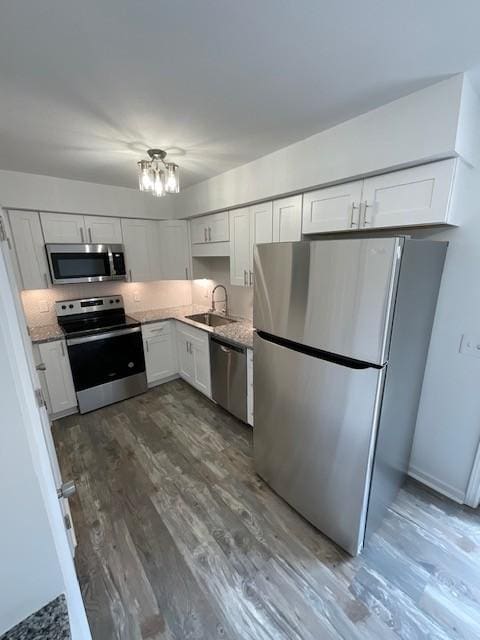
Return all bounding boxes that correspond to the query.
[253,237,402,365]
[253,333,385,555]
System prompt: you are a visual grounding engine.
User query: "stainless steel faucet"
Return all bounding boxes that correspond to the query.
[211,284,228,315]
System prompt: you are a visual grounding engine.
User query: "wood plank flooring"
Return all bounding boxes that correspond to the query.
[53,380,480,640]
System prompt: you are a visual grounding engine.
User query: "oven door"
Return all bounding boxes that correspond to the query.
[66,326,147,413]
[46,243,126,284]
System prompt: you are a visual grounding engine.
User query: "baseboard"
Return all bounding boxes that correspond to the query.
[465,443,480,508]
[148,373,180,388]
[408,466,465,504]
[50,406,78,421]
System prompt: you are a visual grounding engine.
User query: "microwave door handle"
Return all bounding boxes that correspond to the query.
[108,247,116,276]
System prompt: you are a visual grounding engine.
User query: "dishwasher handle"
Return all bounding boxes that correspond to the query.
[210,336,245,354]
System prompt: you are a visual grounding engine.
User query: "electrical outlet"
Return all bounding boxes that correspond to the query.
[133,291,140,302]
[459,334,480,359]
[38,300,49,313]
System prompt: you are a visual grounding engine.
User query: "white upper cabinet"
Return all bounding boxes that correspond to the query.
[8,210,51,290]
[229,207,252,286]
[273,195,302,242]
[40,212,87,243]
[84,216,123,243]
[302,181,364,233]
[121,219,161,282]
[361,159,457,229]
[191,211,229,244]
[252,202,273,245]
[159,220,191,279]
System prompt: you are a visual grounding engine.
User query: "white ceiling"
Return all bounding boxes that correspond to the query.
[1,0,480,190]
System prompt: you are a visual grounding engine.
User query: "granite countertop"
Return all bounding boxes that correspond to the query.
[0,595,70,640]
[30,305,254,349]
[130,305,254,349]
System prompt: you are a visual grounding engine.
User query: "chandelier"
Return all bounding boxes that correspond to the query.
[137,149,180,197]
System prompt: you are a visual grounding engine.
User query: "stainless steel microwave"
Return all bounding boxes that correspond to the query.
[45,243,127,285]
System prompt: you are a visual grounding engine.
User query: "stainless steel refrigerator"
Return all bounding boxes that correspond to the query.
[253,237,447,556]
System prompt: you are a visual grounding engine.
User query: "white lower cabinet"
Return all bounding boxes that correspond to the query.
[142,321,178,385]
[247,348,254,427]
[175,322,211,398]
[37,340,77,417]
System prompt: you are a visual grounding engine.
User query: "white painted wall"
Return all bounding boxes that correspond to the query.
[0,169,176,219]
[175,75,470,219]
[410,156,480,502]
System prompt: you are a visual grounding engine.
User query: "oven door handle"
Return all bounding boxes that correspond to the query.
[66,326,141,346]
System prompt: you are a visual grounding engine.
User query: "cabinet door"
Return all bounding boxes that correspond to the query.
[191,218,208,244]
[252,202,273,245]
[40,212,87,243]
[207,211,229,243]
[361,159,456,229]
[302,181,364,234]
[159,220,191,279]
[229,207,251,286]
[8,210,50,290]
[273,195,302,242]
[190,332,211,398]
[121,219,160,282]
[85,216,123,243]
[144,324,178,384]
[176,325,194,382]
[38,340,77,416]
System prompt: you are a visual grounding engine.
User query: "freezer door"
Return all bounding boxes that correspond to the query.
[253,333,385,555]
[253,237,402,365]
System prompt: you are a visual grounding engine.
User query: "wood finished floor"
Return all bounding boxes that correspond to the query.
[53,380,480,640]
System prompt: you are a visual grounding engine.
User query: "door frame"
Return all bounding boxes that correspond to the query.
[0,207,91,639]
[465,439,480,508]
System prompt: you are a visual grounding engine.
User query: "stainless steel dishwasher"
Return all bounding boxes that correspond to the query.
[210,336,247,422]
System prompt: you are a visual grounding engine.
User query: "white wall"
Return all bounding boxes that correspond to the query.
[175,75,470,219]
[0,169,176,219]
[410,157,480,501]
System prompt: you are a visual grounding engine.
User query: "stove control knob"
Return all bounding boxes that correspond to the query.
[69,304,74,309]
[61,305,66,310]
[110,299,114,304]
[115,298,120,303]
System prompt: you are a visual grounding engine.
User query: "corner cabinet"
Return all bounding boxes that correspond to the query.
[142,321,178,386]
[302,159,458,234]
[158,220,191,279]
[36,340,77,418]
[175,322,211,398]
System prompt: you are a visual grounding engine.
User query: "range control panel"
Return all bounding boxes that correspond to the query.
[55,295,124,317]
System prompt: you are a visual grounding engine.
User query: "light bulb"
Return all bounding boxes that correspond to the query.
[165,163,179,193]
[153,167,165,197]
[137,160,153,192]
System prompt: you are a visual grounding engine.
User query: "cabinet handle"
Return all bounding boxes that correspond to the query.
[244,270,247,286]
[204,228,207,242]
[60,341,65,357]
[80,227,84,242]
[186,340,189,353]
[145,340,149,353]
[43,273,49,288]
[36,363,46,371]
[249,270,253,286]
[350,202,360,228]
[129,269,133,282]
[362,201,373,226]
[149,327,165,333]
[185,267,189,279]
[88,228,92,242]
[208,227,212,242]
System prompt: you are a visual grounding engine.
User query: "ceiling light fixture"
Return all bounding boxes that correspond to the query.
[137,149,180,197]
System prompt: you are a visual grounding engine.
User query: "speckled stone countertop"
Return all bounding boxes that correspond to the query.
[30,305,254,349]
[29,323,64,344]
[0,595,70,640]
[130,305,254,349]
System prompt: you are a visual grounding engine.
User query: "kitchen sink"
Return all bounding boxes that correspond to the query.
[185,312,237,327]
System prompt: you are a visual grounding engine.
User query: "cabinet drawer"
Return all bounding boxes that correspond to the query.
[142,321,172,339]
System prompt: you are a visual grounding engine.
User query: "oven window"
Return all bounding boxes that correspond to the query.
[51,252,110,279]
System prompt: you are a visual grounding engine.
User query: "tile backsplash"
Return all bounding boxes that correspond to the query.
[191,257,253,320]
[22,280,192,327]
